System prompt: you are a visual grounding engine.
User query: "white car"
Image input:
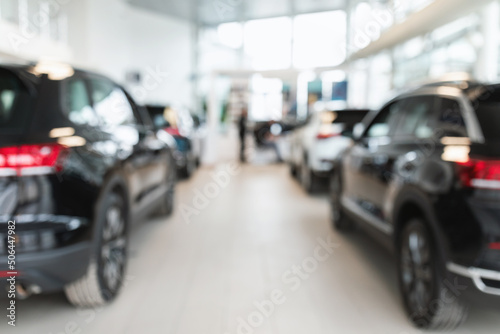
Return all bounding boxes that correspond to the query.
[288,109,369,192]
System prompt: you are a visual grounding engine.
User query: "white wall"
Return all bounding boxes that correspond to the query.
[0,0,194,108]
[67,0,194,107]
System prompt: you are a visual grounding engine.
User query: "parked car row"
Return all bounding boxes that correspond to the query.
[146,104,206,178]
[0,63,181,306]
[287,109,369,192]
[290,80,500,330]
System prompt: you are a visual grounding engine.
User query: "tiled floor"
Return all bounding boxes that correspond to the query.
[2,161,500,334]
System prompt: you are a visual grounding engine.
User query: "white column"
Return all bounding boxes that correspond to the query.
[475,1,500,82]
[203,72,219,165]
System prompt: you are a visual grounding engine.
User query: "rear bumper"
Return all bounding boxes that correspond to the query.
[0,241,91,293]
[0,215,92,293]
[447,262,500,298]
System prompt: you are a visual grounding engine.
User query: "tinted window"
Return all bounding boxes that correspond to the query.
[65,79,98,126]
[332,110,370,125]
[0,70,35,133]
[366,101,403,138]
[90,79,136,126]
[146,106,169,130]
[437,98,467,137]
[396,96,435,138]
[473,87,500,140]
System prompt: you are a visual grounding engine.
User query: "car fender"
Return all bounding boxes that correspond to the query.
[392,185,451,262]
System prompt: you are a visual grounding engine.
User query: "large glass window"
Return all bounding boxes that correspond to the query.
[217,22,243,49]
[249,75,283,121]
[0,0,19,25]
[293,11,346,68]
[244,17,292,70]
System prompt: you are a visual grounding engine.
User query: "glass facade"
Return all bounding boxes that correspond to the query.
[0,0,67,43]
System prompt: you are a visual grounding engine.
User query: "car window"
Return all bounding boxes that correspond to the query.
[65,79,99,126]
[395,96,436,139]
[90,78,136,126]
[365,101,403,138]
[0,69,35,134]
[438,98,467,137]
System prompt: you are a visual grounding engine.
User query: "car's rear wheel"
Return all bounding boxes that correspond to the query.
[155,163,176,217]
[329,171,352,231]
[289,163,298,178]
[398,219,468,330]
[65,192,128,307]
[181,155,196,179]
[300,160,315,193]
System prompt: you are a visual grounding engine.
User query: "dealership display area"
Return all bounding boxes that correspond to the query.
[2,0,500,333]
[3,160,500,333]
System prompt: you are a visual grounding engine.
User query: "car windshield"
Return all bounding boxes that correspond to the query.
[0,69,35,134]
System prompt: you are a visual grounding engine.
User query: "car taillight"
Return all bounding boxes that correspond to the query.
[316,132,339,140]
[456,159,500,189]
[489,242,500,250]
[0,143,68,176]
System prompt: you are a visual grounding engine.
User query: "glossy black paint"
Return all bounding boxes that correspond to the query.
[0,65,176,292]
[335,83,500,293]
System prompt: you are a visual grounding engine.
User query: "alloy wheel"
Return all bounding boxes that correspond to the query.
[400,226,434,316]
[100,204,127,293]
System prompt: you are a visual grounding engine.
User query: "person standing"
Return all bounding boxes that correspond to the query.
[238,109,248,162]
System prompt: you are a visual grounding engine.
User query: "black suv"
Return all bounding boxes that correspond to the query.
[330,81,500,330]
[0,63,176,306]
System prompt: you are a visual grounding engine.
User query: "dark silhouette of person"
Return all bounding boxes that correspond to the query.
[238,109,247,162]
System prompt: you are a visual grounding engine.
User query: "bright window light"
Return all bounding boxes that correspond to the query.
[293,11,347,69]
[250,75,283,121]
[218,22,243,49]
[244,17,292,70]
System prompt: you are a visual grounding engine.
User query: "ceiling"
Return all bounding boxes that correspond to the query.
[126,0,347,26]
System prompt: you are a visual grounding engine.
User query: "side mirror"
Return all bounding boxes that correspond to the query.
[353,123,365,141]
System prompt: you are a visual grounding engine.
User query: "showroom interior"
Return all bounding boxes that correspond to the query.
[1,0,500,333]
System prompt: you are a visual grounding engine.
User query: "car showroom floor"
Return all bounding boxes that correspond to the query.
[3,134,500,334]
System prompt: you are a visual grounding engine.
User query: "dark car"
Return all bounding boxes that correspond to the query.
[0,63,176,306]
[146,105,205,178]
[330,81,500,330]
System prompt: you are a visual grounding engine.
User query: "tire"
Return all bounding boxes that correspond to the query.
[181,155,196,179]
[300,160,315,194]
[329,171,353,231]
[65,192,128,307]
[397,219,468,330]
[289,163,298,178]
[155,165,176,217]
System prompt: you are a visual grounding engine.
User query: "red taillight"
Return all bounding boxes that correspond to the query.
[165,127,181,137]
[489,242,500,250]
[457,159,500,189]
[0,143,68,176]
[316,133,339,140]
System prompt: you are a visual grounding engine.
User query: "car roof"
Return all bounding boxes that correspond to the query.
[0,62,111,82]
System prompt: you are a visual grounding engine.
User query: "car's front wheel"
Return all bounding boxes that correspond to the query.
[398,219,468,330]
[65,192,128,307]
